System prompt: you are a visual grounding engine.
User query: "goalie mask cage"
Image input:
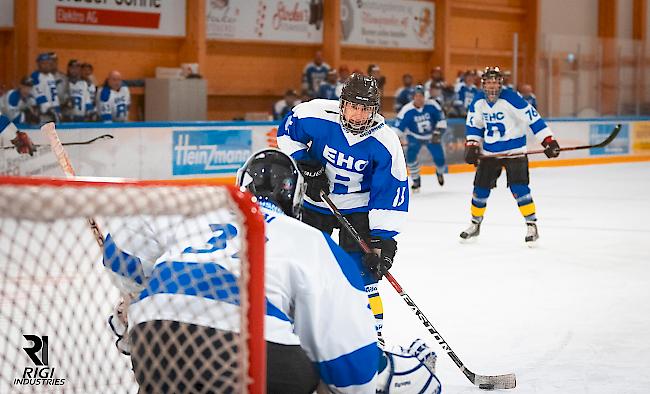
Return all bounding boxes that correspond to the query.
[0,176,266,394]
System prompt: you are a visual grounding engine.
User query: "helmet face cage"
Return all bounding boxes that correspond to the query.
[481,66,503,103]
[339,74,380,135]
[236,149,305,219]
[339,100,379,135]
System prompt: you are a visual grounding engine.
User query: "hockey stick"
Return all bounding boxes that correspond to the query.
[3,133,114,150]
[480,123,622,159]
[319,190,517,390]
[42,122,105,248]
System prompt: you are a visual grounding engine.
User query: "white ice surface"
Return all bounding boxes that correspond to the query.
[380,162,650,393]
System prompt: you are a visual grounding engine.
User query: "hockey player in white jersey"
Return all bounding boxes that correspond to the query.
[98,70,130,122]
[394,85,447,191]
[276,74,409,341]
[61,60,92,122]
[461,67,560,244]
[31,53,61,124]
[0,76,34,124]
[0,113,35,156]
[105,149,440,393]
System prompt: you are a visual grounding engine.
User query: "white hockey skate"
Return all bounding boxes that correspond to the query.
[525,222,539,247]
[460,221,481,242]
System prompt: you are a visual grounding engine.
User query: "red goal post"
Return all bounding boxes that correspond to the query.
[0,175,266,393]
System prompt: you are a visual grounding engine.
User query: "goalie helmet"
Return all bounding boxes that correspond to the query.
[481,66,503,103]
[339,73,380,134]
[236,149,305,219]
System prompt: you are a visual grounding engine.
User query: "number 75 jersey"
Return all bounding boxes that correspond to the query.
[465,90,553,155]
[277,99,409,240]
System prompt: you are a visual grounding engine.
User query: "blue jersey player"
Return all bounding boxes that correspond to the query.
[461,67,561,245]
[394,85,447,191]
[277,74,409,342]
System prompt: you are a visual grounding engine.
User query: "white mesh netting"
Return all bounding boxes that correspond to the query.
[0,179,262,394]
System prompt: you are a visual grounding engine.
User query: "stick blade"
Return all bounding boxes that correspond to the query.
[475,373,517,390]
[595,124,622,148]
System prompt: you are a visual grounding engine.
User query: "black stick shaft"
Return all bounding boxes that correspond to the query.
[318,190,515,389]
[480,123,621,159]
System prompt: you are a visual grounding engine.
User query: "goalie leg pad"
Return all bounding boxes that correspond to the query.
[377,346,441,393]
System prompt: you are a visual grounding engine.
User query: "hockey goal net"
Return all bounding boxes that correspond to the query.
[0,176,266,393]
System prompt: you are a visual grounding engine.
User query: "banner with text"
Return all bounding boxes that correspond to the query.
[206,0,323,43]
[38,0,186,37]
[0,0,13,28]
[341,0,434,50]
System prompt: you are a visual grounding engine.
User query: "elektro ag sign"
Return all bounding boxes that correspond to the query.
[172,130,252,175]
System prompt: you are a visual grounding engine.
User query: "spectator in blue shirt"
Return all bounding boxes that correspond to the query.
[317,70,339,100]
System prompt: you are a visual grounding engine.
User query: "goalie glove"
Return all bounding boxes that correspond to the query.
[107,296,131,356]
[11,131,36,156]
[377,339,441,394]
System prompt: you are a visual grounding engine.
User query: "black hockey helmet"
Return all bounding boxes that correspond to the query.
[236,149,305,219]
[339,73,380,134]
[481,66,503,102]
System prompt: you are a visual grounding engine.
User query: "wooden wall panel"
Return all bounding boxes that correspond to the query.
[205,41,318,96]
[37,32,182,83]
[2,0,543,120]
[0,31,11,88]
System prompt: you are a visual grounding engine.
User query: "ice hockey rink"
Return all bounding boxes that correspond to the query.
[379,161,650,393]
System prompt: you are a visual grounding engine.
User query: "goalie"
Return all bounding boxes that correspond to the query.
[104,149,441,393]
[0,113,36,156]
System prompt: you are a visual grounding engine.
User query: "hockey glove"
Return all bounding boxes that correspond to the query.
[363,237,397,281]
[431,129,443,144]
[542,136,560,158]
[11,131,36,156]
[297,160,330,202]
[464,140,480,165]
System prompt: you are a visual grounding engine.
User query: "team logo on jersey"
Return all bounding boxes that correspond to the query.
[173,130,252,175]
[322,144,368,171]
[482,112,505,121]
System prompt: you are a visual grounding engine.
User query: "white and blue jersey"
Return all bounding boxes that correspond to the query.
[31,70,60,114]
[465,90,553,155]
[521,93,537,109]
[0,89,31,123]
[0,113,18,136]
[457,84,479,109]
[394,86,416,112]
[277,99,409,240]
[395,100,447,140]
[303,62,330,93]
[104,203,379,393]
[98,84,130,122]
[64,79,93,121]
[318,82,338,100]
